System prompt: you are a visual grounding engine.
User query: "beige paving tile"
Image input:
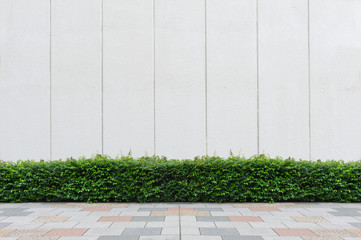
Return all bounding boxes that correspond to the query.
[0,230,14,237]
[8,230,50,237]
[180,211,210,216]
[347,229,361,237]
[311,229,354,237]
[18,237,59,240]
[33,216,70,223]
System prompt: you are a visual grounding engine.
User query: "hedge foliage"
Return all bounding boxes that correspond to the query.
[0,155,360,203]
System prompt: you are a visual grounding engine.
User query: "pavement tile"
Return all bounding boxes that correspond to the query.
[150,212,178,217]
[229,216,263,222]
[99,236,138,240]
[222,236,263,240]
[302,237,343,240]
[350,223,361,229]
[347,229,361,237]
[33,217,70,223]
[182,222,216,228]
[121,228,161,236]
[194,208,223,212]
[8,230,50,237]
[311,229,353,237]
[343,237,361,240]
[81,208,112,212]
[45,229,88,237]
[210,212,241,216]
[161,227,179,235]
[180,212,210,216]
[167,208,193,212]
[59,237,99,240]
[0,223,11,229]
[74,222,112,228]
[281,221,324,229]
[139,236,179,240]
[138,208,167,212]
[85,228,125,236]
[200,227,239,236]
[273,228,316,237]
[262,237,303,240]
[131,217,165,222]
[317,222,358,230]
[146,222,178,228]
[181,228,199,235]
[110,222,147,228]
[197,216,229,222]
[215,222,252,229]
[249,222,287,229]
[181,236,221,240]
[120,212,150,217]
[249,208,280,212]
[17,237,59,240]
[5,223,45,230]
[0,229,14,237]
[98,216,132,222]
[38,221,79,229]
[236,228,277,236]
[291,216,328,223]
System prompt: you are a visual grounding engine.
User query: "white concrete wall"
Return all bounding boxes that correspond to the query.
[1,0,360,161]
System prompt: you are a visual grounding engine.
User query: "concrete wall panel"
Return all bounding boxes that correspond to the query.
[259,0,309,159]
[51,0,102,160]
[155,0,206,159]
[207,0,258,157]
[0,0,50,161]
[103,0,154,157]
[311,0,361,161]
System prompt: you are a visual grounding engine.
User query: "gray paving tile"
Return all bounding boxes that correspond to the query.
[222,236,263,240]
[131,216,165,222]
[194,208,223,212]
[330,208,361,216]
[138,208,167,212]
[197,216,229,222]
[139,236,179,240]
[350,222,361,229]
[122,228,161,236]
[0,208,32,216]
[0,223,11,229]
[99,236,139,240]
[200,227,239,236]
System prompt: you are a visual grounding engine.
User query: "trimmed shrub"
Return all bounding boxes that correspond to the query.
[0,155,360,203]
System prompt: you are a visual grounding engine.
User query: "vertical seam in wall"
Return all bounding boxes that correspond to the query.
[205,0,208,156]
[101,0,104,155]
[307,0,311,160]
[256,0,260,155]
[49,0,52,161]
[153,0,156,156]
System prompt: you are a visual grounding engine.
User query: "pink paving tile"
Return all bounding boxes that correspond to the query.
[80,207,112,212]
[45,229,88,237]
[228,216,263,222]
[98,216,132,222]
[273,228,316,237]
[249,207,280,212]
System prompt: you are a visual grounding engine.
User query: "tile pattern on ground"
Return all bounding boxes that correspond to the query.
[1,203,361,239]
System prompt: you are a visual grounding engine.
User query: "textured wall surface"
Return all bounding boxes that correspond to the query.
[0,0,360,161]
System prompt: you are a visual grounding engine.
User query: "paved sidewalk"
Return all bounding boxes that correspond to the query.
[0,202,361,240]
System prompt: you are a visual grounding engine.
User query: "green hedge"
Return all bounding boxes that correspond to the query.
[0,155,360,203]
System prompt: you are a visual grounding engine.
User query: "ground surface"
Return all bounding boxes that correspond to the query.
[0,202,361,240]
